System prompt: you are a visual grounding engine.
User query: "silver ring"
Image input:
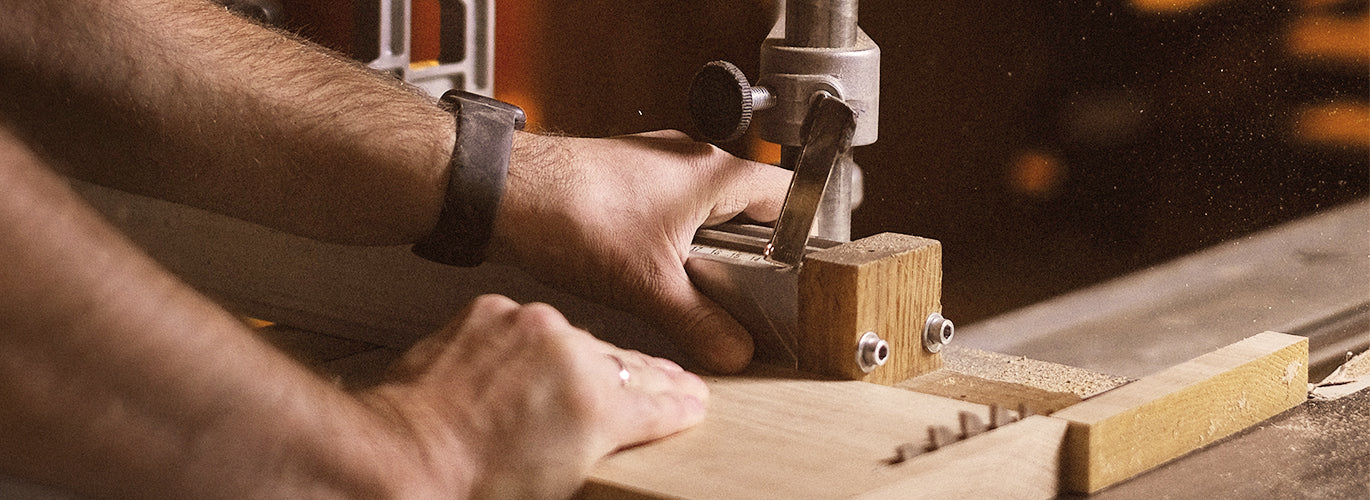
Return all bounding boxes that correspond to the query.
[608,354,631,387]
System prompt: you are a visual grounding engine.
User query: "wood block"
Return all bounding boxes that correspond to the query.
[585,366,1002,499]
[1051,331,1309,494]
[798,233,943,385]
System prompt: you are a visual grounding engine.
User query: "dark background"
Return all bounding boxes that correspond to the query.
[290,0,1370,325]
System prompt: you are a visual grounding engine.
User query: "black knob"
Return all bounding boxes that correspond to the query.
[689,61,755,143]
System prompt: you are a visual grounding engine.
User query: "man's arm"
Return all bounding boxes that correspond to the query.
[0,127,707,498]
[1,0,791,371]
[0,0,453,245]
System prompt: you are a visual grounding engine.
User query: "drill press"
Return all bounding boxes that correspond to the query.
[686,0,952,383]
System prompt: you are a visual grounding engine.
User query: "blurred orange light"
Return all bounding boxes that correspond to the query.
[1011,150,1066,197]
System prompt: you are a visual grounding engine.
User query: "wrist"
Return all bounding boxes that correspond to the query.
[411,91,526,267]
[176,382,464,498]
[486,131,573,267]
[347,386,479,499]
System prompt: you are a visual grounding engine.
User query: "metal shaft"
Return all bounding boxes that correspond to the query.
[778,0,859,243]
[785,0,858,48]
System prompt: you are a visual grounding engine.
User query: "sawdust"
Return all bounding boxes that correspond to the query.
[940,346,1132,398]
[1339,349,1370,377]
[1311,348,1370,400]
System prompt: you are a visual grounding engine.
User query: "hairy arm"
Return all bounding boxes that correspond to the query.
[0,0,791,372]
[0,127,435,497]
[0,0,453,244]
[0,127,707,498]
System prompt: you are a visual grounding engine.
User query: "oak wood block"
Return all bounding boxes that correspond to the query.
[798,233,943,385]
[1051,331,1309,494]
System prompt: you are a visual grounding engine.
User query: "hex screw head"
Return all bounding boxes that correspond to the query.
[857,331,889,373]
[923,313,954,353]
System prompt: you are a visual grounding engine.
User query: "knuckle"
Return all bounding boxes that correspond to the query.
[512,302,569,332]
[468,294,518,315]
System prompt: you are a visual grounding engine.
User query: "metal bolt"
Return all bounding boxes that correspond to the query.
[856,331,889,373]
[923,313,954,353]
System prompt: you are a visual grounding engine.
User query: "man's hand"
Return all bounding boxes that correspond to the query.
[361,295,708,499]
[490,131,791,373]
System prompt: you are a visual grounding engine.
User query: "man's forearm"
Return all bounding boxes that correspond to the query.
[0,127,446,497]
[0,0,454,245]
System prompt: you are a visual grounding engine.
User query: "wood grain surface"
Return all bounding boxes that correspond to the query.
[799,233,943,385]
[585,365,1024,499]
[1051,331,1309,493]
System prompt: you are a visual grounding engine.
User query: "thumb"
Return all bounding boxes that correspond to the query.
[709,158,791,225]
[645,271,754,374]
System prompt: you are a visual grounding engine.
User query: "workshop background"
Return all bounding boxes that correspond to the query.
[284,0,1368,325]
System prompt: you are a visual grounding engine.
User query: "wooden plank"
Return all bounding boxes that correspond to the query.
[799,233,943,385]
[857,416,1066,500]
[1051,331,1309,494]
[585,366,1008,499]
[899,370,1083,416]
[1090,386,1370,499]
[72,180,684,359]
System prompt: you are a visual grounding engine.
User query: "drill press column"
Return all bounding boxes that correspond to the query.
[689,1,879,242]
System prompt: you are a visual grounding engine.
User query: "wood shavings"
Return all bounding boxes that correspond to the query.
[940,346,1132,398]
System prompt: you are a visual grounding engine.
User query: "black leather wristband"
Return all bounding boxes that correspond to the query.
[412,90,526,266]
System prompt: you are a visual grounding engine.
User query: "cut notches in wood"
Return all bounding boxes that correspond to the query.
[890,403,1036,464]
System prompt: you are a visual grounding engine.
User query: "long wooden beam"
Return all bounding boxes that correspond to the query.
[1050,331,1309,493]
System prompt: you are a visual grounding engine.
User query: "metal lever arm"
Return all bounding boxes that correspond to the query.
[764,92,856,267]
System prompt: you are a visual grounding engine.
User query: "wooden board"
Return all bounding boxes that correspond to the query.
[799,233,943,385]
[583,366,1064,499]
[1091,386,1370,499]
[75,181,1329,496]
[72,180,686,360]
[856,416,1066,500]
[899,370,1084,416]
[1050,331,1309,494]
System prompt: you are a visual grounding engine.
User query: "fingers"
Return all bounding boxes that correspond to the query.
[617,129,789,227]
[705,158,791,226]
[735,160,791,223]
[642,271,755,374]
[596,348,709,449]
[611,386,709,450]
[601,349,704,396]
